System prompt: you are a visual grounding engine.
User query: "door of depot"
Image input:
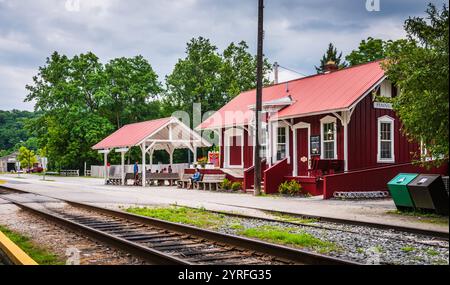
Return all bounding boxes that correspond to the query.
[296,128,309,176]
[228,135,242,167]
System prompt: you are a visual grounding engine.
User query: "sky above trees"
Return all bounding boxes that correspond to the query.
[0,0,447,110]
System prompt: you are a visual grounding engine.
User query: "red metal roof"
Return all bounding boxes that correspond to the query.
[92,117,171,150]
[198,61,385,130]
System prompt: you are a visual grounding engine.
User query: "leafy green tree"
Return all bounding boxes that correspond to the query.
[383,3,449,165]
[24,50,166,169]
[164,37,224,119]
[346,37,390,66]
[0,110,37,152]
[164,37,272,124]
[220,41,272,98]
[315,43,347,73]
[102,56,162,128]
[18,146,37,171]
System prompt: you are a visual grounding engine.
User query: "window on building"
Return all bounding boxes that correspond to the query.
[322,123,335,159]
[378,116,395,163]
[254,123,268,159]
[276,127,287,161]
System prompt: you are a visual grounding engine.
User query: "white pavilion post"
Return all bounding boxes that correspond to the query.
[141,144,146,187]
[193,145,198,165]
[169,148,174,165]
[98,149,110,185]
[115,148,129,186]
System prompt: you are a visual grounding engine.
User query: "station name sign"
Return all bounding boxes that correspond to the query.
[374,102,393,110]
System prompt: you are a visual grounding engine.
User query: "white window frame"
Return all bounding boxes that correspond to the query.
[377,115,395,163]
[320,116,337,160]
[272,122,290,163]
[380,79,393,98]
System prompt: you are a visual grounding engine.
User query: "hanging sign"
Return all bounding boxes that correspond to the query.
[374,102,393,110]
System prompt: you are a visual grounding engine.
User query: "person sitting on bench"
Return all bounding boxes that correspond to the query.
[190,168,201,189]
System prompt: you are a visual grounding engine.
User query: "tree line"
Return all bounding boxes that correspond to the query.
[1,3,447,170]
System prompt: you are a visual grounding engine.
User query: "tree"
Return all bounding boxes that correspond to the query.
[102,56,162,128]
[220,41,272,98]
[315,43,347,73]
[24,51,163,170]
[0,110,37,152]
[164,37,224,120]
[346,37,390,66]
[164,37,272,124]
[382,3,449,166]
[18,146,37,171]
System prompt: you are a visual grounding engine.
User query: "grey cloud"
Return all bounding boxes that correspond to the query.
[0,0,447,110]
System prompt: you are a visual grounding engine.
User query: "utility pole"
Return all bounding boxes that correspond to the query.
[254,0,264,196]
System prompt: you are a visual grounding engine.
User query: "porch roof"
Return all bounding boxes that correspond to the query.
[197,60,385,130]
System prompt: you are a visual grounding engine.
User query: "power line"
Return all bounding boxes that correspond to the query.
[277,64,308,77]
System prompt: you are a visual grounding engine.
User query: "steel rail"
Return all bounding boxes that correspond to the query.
[0,185,359,265]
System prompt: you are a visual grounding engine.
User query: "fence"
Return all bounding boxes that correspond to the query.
[90,163,189,178]
[323,162,449,199]
[60,170,80,177]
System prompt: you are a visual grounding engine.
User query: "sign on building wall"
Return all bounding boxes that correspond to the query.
[310,136,321,156]
[374,102,393,110]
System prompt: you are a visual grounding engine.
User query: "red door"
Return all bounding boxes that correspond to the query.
[229,136,242,166]
[297,129,309,176]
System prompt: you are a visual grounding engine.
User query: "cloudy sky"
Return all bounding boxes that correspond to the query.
[0,0,447,111]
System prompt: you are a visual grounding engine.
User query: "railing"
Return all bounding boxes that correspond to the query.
[60,170,80,177]
[323,161,449,199]
[90,164,189,178]
[263,158,292,194]
[243,159,267,190]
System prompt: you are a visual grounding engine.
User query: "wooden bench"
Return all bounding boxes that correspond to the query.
[146,173,180,186]
[107,176,122,185]
[177,174,192,189]
[197,174,227,191]
[124,173,140,186]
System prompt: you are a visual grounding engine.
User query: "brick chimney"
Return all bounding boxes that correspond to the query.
[324,60,338,73]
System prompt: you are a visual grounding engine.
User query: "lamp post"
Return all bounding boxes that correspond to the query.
[254,0,264,196]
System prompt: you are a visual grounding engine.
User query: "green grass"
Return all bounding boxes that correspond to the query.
[387,210,449,225]
[269,212,319,225]
[0,225,63,265]
[126,206,226,229]
[237,225,338,254]
[401,246,415,253]
[426,249,439,256]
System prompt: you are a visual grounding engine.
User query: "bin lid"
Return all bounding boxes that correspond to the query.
[388,173,419,186]
[408,174,442,187]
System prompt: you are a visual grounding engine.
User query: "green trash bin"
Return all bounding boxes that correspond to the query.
[387,173,419,210]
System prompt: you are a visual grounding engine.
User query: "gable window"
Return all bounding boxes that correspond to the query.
[276,127,287,161]
[321,116,337,159]
[377,116,395,163]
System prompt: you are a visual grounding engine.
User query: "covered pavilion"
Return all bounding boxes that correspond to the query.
[92,117,211,187]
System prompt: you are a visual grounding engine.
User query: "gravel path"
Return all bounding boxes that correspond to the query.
[210,215,448,265]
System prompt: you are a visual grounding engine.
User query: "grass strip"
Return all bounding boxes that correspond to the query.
[237,225,338,254]
[0,225,63,265]
[126,206,226,229]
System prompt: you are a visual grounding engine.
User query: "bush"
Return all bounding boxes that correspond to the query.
[278,180,302,196]
[220,178,232,190]
[231,182,243,192]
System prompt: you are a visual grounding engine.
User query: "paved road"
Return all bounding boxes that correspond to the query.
[0,174,448,232]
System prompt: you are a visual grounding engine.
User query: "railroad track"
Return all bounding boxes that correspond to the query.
[0,186,358,265]
[213,202,449,240]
